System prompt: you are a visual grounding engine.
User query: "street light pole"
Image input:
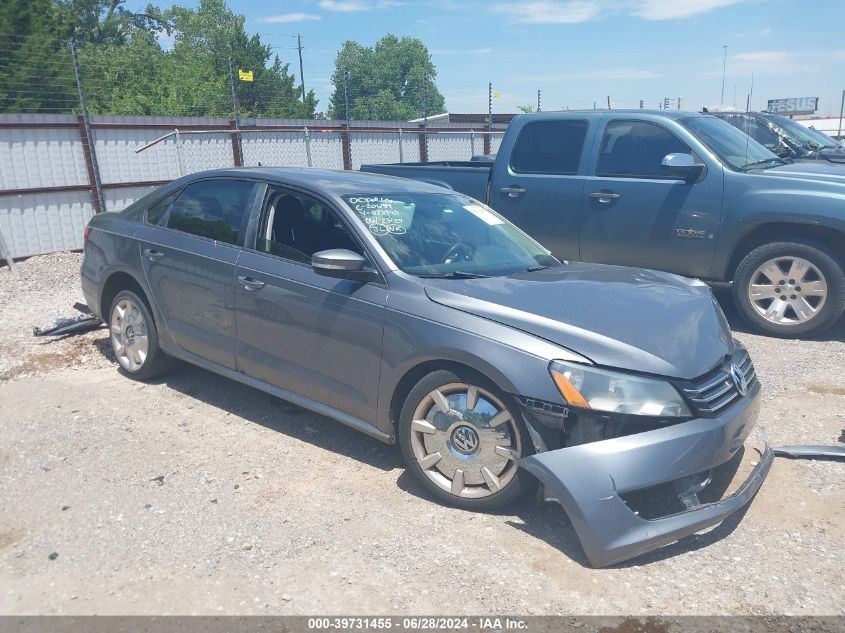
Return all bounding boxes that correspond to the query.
[721,45,728,104]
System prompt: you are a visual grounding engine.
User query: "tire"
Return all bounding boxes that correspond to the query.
[732,241,845,338]
[108,289,171,380]
[397,368,535,511]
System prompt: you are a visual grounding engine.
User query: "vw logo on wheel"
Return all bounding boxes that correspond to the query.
[451,425,480,455]
[730,364,748,397]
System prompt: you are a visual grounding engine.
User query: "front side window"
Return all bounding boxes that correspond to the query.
[596,120,690,178]
[165,179,256,245]
[343,193,558,277]
[510,120,589,175]
[255,188,360,264]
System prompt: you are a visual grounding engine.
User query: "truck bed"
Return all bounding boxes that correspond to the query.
[359,161,491,202]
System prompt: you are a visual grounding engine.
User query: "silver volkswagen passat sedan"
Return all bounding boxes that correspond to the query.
[81,168,770,566]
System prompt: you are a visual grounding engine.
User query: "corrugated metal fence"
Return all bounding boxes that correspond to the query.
[0,114,507,259]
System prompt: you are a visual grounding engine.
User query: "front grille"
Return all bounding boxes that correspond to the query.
[678,347,758,417]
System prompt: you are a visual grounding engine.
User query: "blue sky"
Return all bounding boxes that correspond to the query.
[156,0,845,116]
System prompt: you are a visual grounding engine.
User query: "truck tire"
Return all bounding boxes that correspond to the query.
[733,241,845,337]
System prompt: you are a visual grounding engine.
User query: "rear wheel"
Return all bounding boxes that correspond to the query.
[109,289,170,380]
[398,369,534,511]
[733,241,845,337]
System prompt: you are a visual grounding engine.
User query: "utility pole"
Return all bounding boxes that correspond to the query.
[70,40,105,214]
[721,45,728,104]
[678,96,682,110]
[296,34,306,103]
[343,69,350,122]
[838,89,844,142]
[607,95,611,109]
[639,99,644,109]
[537,89,541,112]
[228,58,243,161]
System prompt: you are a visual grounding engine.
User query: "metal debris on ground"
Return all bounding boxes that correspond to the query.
[33,303,102,338]
[772,445,845,460]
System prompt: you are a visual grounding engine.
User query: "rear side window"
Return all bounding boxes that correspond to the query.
[510,120,588,175]
[596,120,689,178]
[145,192,178,226]
[165,179,256,245]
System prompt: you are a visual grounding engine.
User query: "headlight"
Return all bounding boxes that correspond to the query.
[549,360,691,418]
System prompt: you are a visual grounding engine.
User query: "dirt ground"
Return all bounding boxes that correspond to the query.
[0,252,843,616]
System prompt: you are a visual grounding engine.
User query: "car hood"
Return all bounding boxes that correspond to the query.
[424,263,733,380]
[763,161,845,184]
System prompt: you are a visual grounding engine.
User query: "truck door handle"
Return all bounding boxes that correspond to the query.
[500,186,527,198]
[143,248,164,261]
[588,191,622,203]
[238,275,265,291]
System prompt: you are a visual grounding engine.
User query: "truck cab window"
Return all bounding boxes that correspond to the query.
[510,120,588,175]
[596,120,689,179]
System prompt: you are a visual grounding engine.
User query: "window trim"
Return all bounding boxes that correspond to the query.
[595,118,695,181]
[509,119,590,176]
[145,177,260,247]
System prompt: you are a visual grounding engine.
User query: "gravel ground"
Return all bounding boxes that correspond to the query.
[0,252,843,616]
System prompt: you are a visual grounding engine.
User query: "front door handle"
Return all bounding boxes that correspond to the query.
[238,275,265,292]
[587,191,622,203]
[143,248,164,261]
[500,186,527,198]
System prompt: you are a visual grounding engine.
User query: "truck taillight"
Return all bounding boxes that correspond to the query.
[83,226,91,241]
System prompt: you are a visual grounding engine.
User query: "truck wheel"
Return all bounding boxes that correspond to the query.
[733,241,845,337]
[398,369,535,511]
[109,289,171,380]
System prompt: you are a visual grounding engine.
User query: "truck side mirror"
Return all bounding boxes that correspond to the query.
[661,153,704,183]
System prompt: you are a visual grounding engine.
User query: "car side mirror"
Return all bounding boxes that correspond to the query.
[311,249,373,281]
[661,153,705,183]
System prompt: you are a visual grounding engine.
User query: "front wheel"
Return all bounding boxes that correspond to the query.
[398,369,535,511]
[733,241,845,337]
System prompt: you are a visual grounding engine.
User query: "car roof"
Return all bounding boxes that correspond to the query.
[176,167,450,195]
[520,109,703,121]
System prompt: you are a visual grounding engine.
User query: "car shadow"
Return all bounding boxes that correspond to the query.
[93,341,399,472]
[713,288,845,341]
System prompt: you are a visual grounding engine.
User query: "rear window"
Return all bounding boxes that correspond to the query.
[510,120,588,175]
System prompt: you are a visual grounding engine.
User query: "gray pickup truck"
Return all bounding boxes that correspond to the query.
[362,110,845,337]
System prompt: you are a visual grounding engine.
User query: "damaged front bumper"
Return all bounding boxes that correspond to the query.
[519,383,771,567]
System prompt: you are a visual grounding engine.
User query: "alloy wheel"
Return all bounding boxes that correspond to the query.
[747,256,828,325]
[110,297,149,372]
[409,383,521,499]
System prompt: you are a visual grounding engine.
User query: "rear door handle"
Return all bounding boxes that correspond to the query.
[500,186,527,198]
[587,191,622,203]
[238,275,265,291]
[143,248,164,260]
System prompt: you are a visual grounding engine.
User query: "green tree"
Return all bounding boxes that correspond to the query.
[166,0,315,118]
[516,104,535,114]
[328,34,445,121]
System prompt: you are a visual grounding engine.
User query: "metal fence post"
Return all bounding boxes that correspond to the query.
[304,127,313,167]
[175,129,186,176]
[70,40,105,214]
[418,124,428,163]
[470,130,476,157]
[341,123,352,170]
[398,129,404,164]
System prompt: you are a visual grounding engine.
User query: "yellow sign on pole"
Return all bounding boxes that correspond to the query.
[238,69,254,82]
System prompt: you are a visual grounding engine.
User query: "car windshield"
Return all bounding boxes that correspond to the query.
[760,113,840,149]
[680,115,784,171]
[342,193,559,277]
